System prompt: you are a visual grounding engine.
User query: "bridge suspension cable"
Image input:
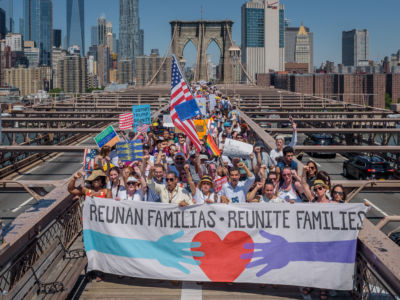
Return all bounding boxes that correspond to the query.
[146,25,178,86]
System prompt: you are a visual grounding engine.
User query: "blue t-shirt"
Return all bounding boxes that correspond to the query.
[277,160,298,171]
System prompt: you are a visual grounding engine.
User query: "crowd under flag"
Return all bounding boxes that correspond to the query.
[119,113,133,130]
[170,55,202,151]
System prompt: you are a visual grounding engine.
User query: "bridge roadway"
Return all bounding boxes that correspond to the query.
[1,86,399,299]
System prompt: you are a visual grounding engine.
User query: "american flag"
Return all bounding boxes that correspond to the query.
[170,56,201,151]
[119,113,133,130]
[136,123,150,133]
[83,149,97,171]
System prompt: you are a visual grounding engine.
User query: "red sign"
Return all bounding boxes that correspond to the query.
[215,176,228,193]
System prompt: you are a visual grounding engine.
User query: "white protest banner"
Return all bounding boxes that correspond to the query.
[83,199,368,290]
[163,114,175,128]
[209,94,216,111]
[196,97,207,115]
[223,138,253,158]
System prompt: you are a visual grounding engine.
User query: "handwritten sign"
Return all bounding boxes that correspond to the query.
[132,104,151,133]
[194,119,210,140]
[214,176,228,193]
[94,126,119,148]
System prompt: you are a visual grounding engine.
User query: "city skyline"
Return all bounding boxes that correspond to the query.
[12,0,400,67]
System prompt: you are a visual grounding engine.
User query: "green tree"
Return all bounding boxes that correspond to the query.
[49,88,63,94]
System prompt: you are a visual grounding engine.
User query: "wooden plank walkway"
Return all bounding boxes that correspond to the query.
[75,275,354,299]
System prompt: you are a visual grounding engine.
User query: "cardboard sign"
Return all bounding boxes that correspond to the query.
[94,126,119,148]
[222,138,253,158]
[132,104,151,132]
[193,119,210,140]
[163,114,175,128]
[214,176,228,193]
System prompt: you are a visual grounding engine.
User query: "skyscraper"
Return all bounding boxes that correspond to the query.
[119,0,142,76]
[0,0,13,33]
[97,15,106,45]
[241,0,282,82]
[0,8,5,39]
[66,0,84,56]
[342,29,369,67]
[53,29,61,48]
[23,0,53,66]
[285,25,314,73]
[91,26,98,46]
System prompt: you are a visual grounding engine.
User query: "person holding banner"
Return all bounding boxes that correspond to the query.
[107,167,126,200]
[185,165,218,204]
[219,162,255,204]
[276,167,304,203]
[153,171,193,206]
[68,169,112,199]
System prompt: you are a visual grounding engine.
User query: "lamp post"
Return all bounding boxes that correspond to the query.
[229,41,241,103]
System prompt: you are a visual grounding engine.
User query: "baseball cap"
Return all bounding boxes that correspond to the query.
[175,152,185,159]
[126,176,138,183]
[224,122,231,127]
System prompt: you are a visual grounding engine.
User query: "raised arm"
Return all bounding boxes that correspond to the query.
[184,164,197,196]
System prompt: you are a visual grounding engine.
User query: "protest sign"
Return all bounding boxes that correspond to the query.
[196,97,207,115]
[116,140,143,163]
[84,199,368,290]
[209,94,216,111]
[222,138,253,158]
[132,104,151,133]
[83,149,97,172]
[94,126,119,148]
[119,113,133,130]
[214,176,228,193]
[163,114,175,128]
[194,119,211,140]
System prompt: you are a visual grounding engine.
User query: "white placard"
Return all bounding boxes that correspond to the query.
[163,114,175,128]
[222,138,253,158]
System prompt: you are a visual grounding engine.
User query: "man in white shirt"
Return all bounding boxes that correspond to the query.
[153,171,193,206]
[220,162,255,204]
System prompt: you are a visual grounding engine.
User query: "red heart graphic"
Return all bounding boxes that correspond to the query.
[191,231,253,282]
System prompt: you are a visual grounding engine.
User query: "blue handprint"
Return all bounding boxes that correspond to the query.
[240,230,357,277]
[84,229,203,274]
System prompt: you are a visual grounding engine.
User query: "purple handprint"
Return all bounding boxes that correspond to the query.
[241,230,357,277]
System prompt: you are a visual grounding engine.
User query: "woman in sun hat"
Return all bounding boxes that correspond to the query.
[186,165,219,204]
[68,169,112,199]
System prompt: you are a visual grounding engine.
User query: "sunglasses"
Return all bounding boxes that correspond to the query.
[313,186,324,191]
[282,173,292,177]
[166,178,175,182]
[309,166,316,170]
[333,191,344,196]
[269,177,277,181]
[127,182,137,186]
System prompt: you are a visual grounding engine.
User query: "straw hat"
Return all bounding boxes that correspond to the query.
[85,169,107,182]
[199,175,214,187]
[312,179,329,190]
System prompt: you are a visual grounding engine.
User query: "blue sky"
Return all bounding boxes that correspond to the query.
[13,0,400,67]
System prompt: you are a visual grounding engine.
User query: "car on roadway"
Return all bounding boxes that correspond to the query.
[343,155,394,180]
[303,134,336,158]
